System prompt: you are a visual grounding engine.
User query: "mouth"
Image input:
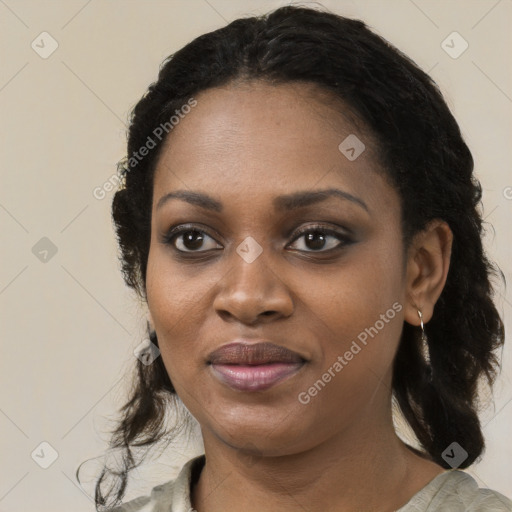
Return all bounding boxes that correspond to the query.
[207,341,307,392]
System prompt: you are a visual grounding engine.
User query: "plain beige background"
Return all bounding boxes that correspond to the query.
[0,0,511,510]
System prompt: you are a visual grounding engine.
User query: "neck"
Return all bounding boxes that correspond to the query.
[191,400,444,512]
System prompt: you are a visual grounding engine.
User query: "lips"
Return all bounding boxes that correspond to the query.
[208,341,306,392]
[208,341,305,365]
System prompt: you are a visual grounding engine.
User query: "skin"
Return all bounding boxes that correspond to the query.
[145,81,453,512]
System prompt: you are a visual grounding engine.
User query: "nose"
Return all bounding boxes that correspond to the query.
[212,248,294,325]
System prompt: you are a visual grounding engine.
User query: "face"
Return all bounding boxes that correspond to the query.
[146,81,408,456]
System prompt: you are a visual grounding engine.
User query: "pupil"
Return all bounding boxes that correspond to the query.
[306,231,325,250]
[184,231,203,250]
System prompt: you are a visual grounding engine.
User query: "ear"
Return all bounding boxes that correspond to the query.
[403,219,453,327]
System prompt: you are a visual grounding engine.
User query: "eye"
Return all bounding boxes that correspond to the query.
[163,225,222,253]
[162,223,353,255]
[287,225,352,252]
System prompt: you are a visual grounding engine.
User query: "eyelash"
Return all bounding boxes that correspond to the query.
[162,223,353,256]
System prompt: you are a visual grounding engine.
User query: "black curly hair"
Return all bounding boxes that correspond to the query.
[84,4,506,510]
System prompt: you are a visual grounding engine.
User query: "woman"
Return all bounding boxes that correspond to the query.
[90,5,511,511]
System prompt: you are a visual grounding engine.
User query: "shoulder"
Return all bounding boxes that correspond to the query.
[107,454,205,512]
[399,470,512,511]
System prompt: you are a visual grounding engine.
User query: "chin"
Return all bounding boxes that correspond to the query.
[203,406,314,455]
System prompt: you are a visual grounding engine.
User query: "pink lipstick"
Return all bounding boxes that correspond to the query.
[208,341,306,392]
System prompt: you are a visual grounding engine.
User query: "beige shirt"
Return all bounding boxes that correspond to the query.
[110,454,512,511]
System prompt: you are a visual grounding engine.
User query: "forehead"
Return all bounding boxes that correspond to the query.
[152,81,397,215]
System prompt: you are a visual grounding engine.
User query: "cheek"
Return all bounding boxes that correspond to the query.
[145,249,221,387]
[145,253,196,367]
[146,246,206,327]
[296,267,404,435]
[309,231,405,373]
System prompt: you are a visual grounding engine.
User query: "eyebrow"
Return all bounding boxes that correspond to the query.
[156,188,369,214]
